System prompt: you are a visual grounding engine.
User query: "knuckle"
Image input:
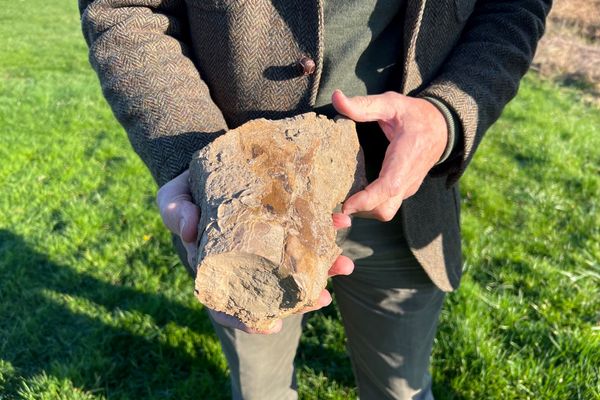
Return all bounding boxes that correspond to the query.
[384,90,402,101]
[161,201,178,219]
[380,213,395,222]
[374,208,395,222]
[382,90,395,99]
[386,178,404,198]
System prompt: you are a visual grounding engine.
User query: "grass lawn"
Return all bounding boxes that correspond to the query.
[1,1,598,399]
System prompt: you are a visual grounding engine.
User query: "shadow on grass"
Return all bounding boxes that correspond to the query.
[432,384,468,400]
[0,229,359,398]
[0,229,460,398]
[0,229,229,399]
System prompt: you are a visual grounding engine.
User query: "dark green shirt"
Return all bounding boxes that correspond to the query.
[315,0,406,109]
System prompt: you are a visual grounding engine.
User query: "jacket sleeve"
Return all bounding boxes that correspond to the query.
[79,0,228,186]
[418,0,552,186]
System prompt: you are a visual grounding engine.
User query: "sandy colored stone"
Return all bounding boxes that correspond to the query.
[189,112,365,330]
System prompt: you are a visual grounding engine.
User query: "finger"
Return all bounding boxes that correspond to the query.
[183,240,198,269]
[301,289,333,313]
[332,212,351,229]
[347,190,403,221]
[178,201,200,243]
[331,90,396,122]
[328,255,354,277]
[160,199,200,242]
[366,194,404,222]
[244,319,283,335]
[163,200,200,242]
[347,210,380,219]
[156,170,191,208]
[342,180,404,219]
[342,179,394,216]
[342,139,408,216]
[157,170,199,239]
[210,309,282,335]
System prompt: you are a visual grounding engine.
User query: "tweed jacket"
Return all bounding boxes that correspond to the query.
[79,0,550,291]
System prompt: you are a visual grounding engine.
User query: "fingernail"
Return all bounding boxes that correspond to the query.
[266,320,282,333]
[179,217,186,237]
[332,89,345,99]
[342,214,352,225]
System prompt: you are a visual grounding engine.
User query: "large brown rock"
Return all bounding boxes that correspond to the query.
[189,112,365,330]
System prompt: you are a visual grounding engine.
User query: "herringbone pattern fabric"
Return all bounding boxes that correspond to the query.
[185,0,320,127]
[416,0,552,185]
[80,0,229,186]
[79,0,550,290]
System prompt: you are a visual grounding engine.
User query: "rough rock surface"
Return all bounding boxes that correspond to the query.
[189,112,365,330]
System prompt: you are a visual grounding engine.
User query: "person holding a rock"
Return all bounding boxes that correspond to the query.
[79,1,551,399]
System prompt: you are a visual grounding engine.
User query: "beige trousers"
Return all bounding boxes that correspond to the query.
[207,215,446,400]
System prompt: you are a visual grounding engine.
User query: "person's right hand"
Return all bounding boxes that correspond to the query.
[157,170,354,335]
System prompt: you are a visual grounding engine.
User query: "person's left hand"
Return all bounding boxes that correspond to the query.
[332,90,449,222]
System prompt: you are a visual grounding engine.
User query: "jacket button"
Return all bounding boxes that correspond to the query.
[297,56,316,76]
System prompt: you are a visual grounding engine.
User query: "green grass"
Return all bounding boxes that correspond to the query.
[1,1,598,399]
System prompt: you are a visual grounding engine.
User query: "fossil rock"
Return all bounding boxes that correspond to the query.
[189,112,365,330]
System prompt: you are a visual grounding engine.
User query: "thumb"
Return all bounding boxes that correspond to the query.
[160,198,200,243]
[178,201,200,243]
[157,170,200,243]
[331,90,396,122]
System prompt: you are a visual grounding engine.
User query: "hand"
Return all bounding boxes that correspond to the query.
[158,170,354,335]
[332,90,448,222]
[157,170,200,268]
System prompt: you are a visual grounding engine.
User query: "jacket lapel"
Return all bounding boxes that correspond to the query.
[401,0,427,94]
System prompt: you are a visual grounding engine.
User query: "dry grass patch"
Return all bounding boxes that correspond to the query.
[549,0,600,40]
[533,0,600,103]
